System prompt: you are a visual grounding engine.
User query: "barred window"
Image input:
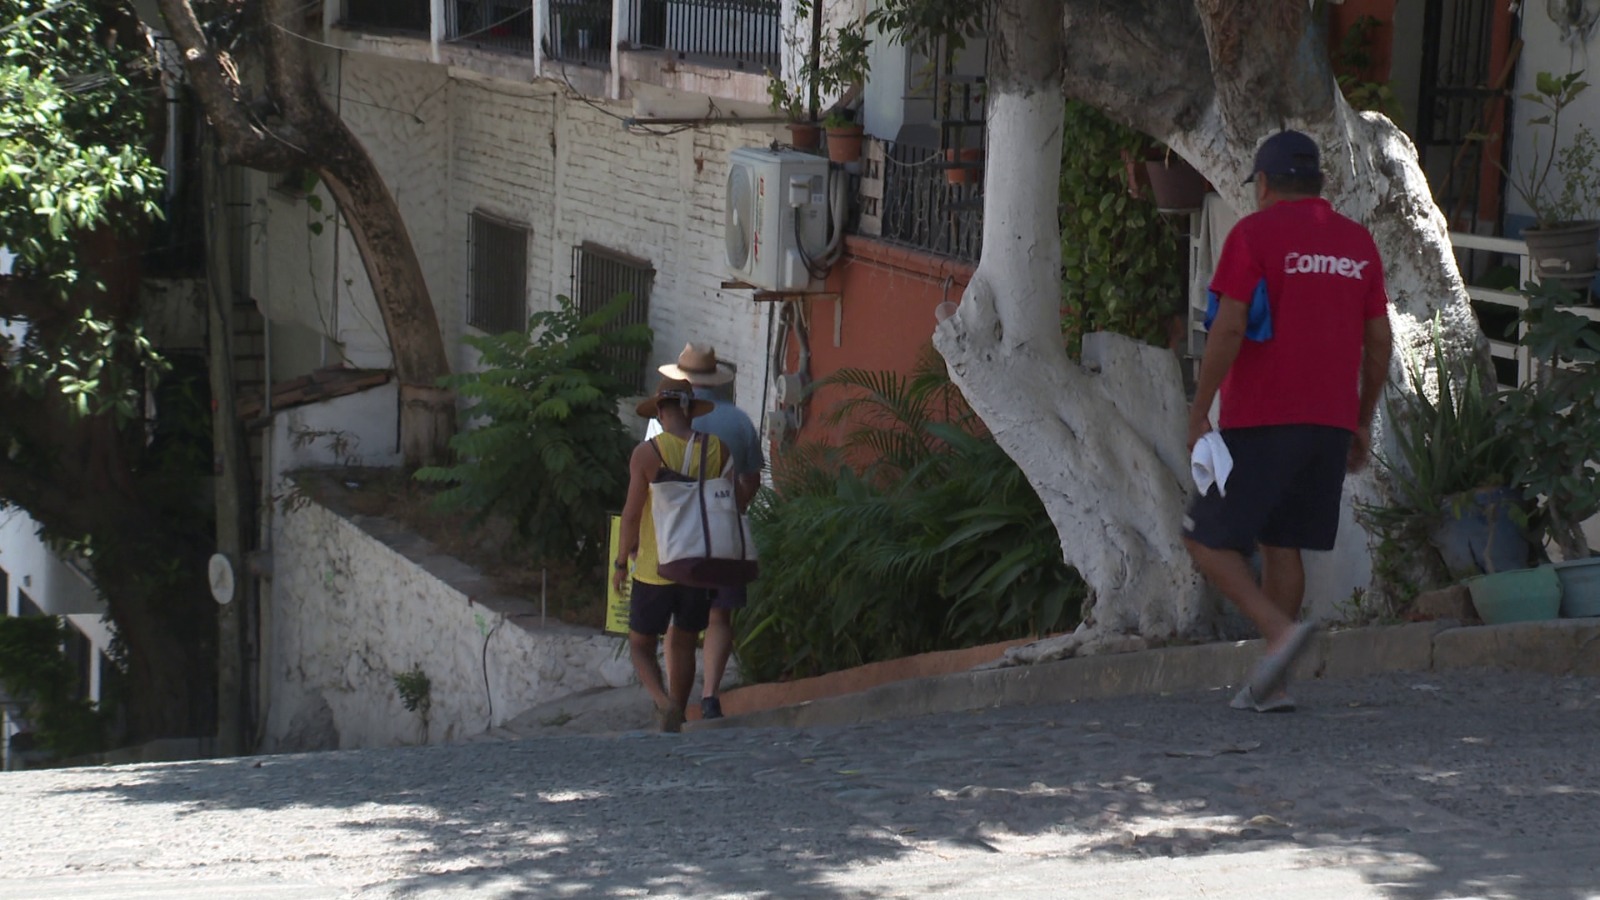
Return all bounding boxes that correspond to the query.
[468,211,529,334]
[572,242,653,393]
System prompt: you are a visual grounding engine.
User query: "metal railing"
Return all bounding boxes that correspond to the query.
[628,0,781,72]
[875,140,984,263]
[342,0,431,34]
[547,0,613,67]
[447,0,536,54]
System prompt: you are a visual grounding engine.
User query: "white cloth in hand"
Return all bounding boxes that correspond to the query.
[1191,431,1233,497]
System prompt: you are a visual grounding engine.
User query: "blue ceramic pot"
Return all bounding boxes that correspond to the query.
[1430,487,1531,579]
[1463,565,1561,625]
[1555,557,1600,618]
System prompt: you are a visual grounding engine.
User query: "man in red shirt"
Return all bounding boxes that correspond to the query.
[1184,130,1393,711]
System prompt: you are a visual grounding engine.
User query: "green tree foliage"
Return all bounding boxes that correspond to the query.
[0,615,108,758]
[1058,101,1185,355]
[738,352,1084,682]
[1,0,165,414]
[416,294,652,567]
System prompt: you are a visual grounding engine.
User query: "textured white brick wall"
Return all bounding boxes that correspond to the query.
[251,48,783,423]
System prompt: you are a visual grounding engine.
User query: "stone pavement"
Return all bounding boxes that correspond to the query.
[3,668,1600,898]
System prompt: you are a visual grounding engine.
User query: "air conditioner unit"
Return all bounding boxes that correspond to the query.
[725,147,831,292]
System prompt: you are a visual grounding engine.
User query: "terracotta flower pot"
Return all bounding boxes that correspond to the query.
[945,147,984,185]
[787,122,822,151]
[825,124,865,163]
[1143,153,1209,211]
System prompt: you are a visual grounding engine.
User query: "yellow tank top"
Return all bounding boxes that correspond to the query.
[635,431,726,585]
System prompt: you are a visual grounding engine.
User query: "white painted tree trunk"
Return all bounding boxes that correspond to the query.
[935,82,1208,642]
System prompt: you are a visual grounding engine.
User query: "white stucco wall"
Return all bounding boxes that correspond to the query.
[267,381,405,473]
[263,481,634,751]
[0,510,104,618]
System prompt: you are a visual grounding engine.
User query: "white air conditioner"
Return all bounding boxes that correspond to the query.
[725,147,831,292]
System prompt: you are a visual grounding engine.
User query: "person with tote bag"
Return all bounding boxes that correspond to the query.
[613,378,730,733]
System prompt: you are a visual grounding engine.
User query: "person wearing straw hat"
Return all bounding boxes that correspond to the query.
[645,343,763,721]
[615,377,728,732]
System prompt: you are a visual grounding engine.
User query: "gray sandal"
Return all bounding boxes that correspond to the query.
[1246,621,1316,700]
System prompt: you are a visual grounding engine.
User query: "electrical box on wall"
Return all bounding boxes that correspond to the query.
[725,147,831,292]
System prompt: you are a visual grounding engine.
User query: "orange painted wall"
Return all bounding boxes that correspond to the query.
[1328,0,1395,82]
[770,237,973,457]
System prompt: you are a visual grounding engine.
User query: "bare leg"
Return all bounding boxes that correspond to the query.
[701,607,734,700]
[664,625,698,714]
[1259,544,1306,623]
[1185,538,1295,649]
[629,631,670,710]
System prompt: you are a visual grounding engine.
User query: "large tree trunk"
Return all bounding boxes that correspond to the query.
[158,0,454,465]
[938,0,1481,643]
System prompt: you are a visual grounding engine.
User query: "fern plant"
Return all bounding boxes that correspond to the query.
[415,293,651,567]
[739,350,1083,682]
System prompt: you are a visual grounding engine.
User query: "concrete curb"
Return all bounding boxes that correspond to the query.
[693,618,1600,732]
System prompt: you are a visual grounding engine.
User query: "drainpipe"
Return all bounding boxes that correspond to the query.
[807,0,822,120]
[430,0,445,63]
[532,0,544,77]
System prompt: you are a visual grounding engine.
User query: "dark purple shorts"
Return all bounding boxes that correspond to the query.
[628,581,712,636]
[711,584,748,610]
[1184,424,1352,553]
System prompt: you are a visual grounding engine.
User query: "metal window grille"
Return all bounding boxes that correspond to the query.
[572,243,653,393]
[447,0,536,54]
[629,0,781,73]
[468,212,530,334]
[547,0,614,67]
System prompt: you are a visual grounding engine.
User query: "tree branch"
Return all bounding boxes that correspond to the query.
[156,0,304,171]
[1195,0,1335,140]
[1058,0,1214,138]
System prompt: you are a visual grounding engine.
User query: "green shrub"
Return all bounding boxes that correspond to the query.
[0,616,109,758]
[1059,101,1186,355]
[737,354,1084,682]
[415,293,651,568]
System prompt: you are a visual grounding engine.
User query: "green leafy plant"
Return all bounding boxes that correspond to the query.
[415,293,651,568]
[0,616,109,759]
[1058,102,1186,354]
[393,666,431,742]
[736,352,1084,683]
[1379,323,1520,520]
[865,0,988,56]
[1497,279,1600,559]
[768,2,872,122]
[1502,70,1600,229]
[1360,320,1522,594]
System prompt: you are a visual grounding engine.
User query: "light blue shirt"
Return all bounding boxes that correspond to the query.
[644,387,764,475]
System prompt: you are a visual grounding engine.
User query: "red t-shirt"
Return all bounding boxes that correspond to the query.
[1208,197,1389,432]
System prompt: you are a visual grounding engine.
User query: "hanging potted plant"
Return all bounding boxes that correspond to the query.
[1142,143,1210,211]
[772,4,873,156]
[824,109,865,163]
[766,71,820,150]
[1501,70,1600,294]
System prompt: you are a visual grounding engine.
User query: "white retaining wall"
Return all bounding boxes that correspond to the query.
[264,477,634,752]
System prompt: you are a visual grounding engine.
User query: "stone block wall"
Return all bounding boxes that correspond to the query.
[263,477,633,752]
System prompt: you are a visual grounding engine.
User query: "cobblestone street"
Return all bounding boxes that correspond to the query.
[3,670,1599,899]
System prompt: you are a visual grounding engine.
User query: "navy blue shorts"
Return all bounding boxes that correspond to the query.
[1184,425,1352,553]
[628,581,712,636]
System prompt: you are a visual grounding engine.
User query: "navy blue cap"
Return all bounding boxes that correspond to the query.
[1244,130,1321,184]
